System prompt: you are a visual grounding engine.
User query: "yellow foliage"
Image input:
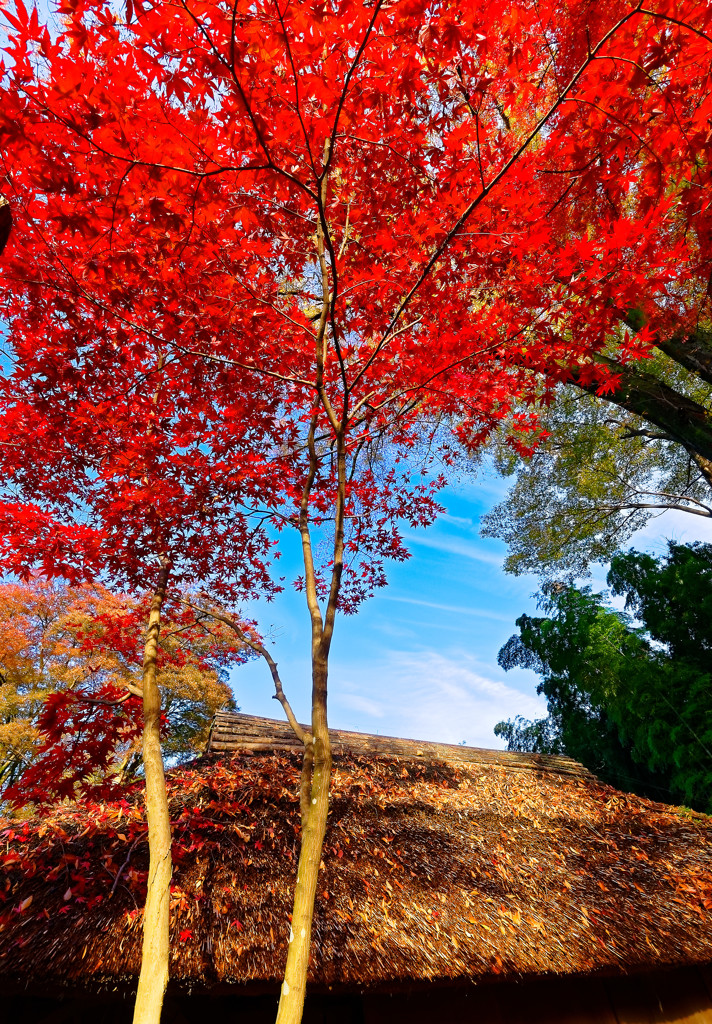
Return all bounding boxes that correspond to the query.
[0,578,242,790]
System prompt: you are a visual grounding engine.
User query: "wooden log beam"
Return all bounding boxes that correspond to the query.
[206,712,592,779]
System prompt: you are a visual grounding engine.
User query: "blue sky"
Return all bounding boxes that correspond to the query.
[231,465,712,749]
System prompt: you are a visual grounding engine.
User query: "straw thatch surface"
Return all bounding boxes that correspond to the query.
[1,716,712,994]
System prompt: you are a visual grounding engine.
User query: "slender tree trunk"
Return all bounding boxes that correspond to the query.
[275,138,344,1024]
[133,562,172,1024]
[274,421,344,1024]
[174,599,321,1024]
[275,656,331,1024]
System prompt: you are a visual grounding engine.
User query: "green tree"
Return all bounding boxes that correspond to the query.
[495,543,712,811]
[481,343,712,580]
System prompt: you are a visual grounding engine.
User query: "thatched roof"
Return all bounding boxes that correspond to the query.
[207,712,592,778]
[1,713,711,994]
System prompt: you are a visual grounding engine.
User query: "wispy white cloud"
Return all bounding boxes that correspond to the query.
[339,693,386,718]
[405,532,504,567]
[439,513,476,530]
[379,594,512,622]
[330,648,545,749]
[385,650,545,747]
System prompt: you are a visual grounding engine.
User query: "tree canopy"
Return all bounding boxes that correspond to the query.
[481,346,712,579]
[495,542,712,811]
[0,578,244,802]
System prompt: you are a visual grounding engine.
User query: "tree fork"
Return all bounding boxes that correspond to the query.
[133,561,172,1024]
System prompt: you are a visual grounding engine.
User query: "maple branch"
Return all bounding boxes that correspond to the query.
[174,176,205,262]
[338,203,351,262]
[637,9,712,45]
[170,342,313,389]
[590,55,692,150]
[111,836,143,897]
[349,297,571,438]
[457,70,486,191]
[351,2,646,388]
[474,111,486,191]
[13,262,176,371]
[325,0,385,175]
[235,277,318,341]
[322,427,347,652]
[108,160,138,250]
[229,0,240,77]
[313,148,343,433]
[351,290,561,422]
[540,156,598,176]
[299,411,326,637]
[181,2,268,154]
[180,600,309,746]
[317,3,386,408]
[157,618,210,642]
[348,319,423,418]
[567,97,662,168]
[260,196,317,225]
[340,135,436,183]
[539,178,578,222]
[178,0,318,202]
[16,91,268,183]
[274,0,316,175]
[455,65,477,118]
[311,148,349,410]
[348,435,368,483]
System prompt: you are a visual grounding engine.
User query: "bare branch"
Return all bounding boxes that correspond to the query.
[179,599,310,746]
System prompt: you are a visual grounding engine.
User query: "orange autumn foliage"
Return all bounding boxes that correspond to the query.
[0,578,245,798]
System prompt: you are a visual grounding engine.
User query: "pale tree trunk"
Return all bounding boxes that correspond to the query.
[276,144,346,1023]
[133,561,172,1024]
[178,601,330,1024]
[275,654,332,1024]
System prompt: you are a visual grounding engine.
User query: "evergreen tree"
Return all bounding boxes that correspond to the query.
[495,543,712,811]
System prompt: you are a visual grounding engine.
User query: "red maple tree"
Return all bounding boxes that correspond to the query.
[1,0,711,1022]
[0,579,250,805]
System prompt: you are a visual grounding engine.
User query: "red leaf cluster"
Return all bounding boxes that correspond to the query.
[4,685,144,805]
[0,1,709,598]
